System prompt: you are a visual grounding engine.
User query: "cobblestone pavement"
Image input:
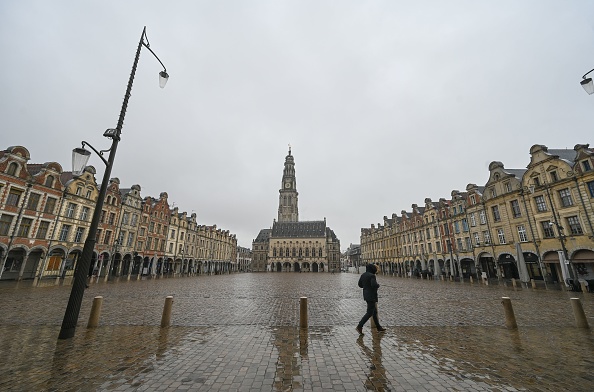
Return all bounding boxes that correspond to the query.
[0,273,593,391]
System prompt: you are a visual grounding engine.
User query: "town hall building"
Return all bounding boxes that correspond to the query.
[251,148,341,272]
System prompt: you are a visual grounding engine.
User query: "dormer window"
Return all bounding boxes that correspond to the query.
[45,175,54,187]
[533,176,541,187]
[490,187,497,198]
[582,160,592,172]
[7,162,18,176]
[470,195,476,205]
[504,182,512,193]
[550,171,558,182]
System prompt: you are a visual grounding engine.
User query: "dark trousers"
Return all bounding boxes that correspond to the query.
[358,300,381,328]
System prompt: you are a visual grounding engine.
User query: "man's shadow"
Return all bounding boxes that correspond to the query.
[357,331,389,391]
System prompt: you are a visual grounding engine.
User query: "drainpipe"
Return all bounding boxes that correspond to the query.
[573,177,594,236]
[433,214,443,279]
[520,189,547,289]
[464,207,480,281]
[172,224,180,276]
[482,201,500,282]
[445,208,459,278]
[543,183,577,283]
[105,210,124,281]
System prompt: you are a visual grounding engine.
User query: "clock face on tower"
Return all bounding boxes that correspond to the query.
[285,182,291,188]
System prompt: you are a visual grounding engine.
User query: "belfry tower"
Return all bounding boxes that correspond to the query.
[278,146,299,222]
[252,146,341,273]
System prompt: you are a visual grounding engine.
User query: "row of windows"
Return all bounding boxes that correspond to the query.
[488,191,574,223]
[121,212,139,226]
[0,187,58,213]
[74,185,94,199]
[1,196,234,256]
[57,224,86,242]
[165,242,203,256]
[398,182,593,242]
[0,186,130,218]
[145,209,168,220]
[169,229,194,243]
[0,214,50,239]
[472,216,583,246]
[281,195,294,205]
[447,187,585,236]
[272,247,324,258]
[0,218,217,252]
[489,163,592,199]
[531,164,592,187]
[4,163,56,187]
[387,213,585,257]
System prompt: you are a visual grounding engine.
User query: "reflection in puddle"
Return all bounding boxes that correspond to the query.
[385,326,594,391]
[357,332,389,391]
[1,325,593,391]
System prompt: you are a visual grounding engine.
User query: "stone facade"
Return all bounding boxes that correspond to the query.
[252,148,341,273]
[236,246,252,272]
[0,146,65,280]
[0,145,237,281]
[361,143,594,290]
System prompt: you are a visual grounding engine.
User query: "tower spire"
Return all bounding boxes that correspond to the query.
[278,147,299,222]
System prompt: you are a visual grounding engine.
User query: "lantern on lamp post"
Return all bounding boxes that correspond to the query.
[580,68,594,94]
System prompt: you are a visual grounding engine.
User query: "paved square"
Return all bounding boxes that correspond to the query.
[0,273,592,391]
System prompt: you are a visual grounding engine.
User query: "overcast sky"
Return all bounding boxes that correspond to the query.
[2,1,594,249]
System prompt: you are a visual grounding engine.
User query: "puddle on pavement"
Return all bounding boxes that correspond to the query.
[1,325,593,391]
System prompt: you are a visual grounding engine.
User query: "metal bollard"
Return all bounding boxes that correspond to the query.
[87,296,103,328]
[501,297,517,329]
[511,278,517,288]
[299,297,308,328]
[470,276,473,284]
[531,279,536,289]
[570,298,589,328]
[161,296,174,328]
[580,281,588,293]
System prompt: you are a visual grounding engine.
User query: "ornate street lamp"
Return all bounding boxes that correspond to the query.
[580,68,594,94]
[59,27,169,340]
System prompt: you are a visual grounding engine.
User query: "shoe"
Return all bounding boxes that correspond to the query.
[356,326,364,335]
[377,327,386,332]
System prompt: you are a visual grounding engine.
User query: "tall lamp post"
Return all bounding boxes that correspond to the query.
[59,26,169,340]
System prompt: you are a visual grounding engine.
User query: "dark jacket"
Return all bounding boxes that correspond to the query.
[358,264,379,302]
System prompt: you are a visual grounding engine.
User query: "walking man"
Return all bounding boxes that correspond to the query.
[356,264,386,334]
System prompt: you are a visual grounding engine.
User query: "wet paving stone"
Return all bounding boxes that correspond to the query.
[0,273,593,391]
